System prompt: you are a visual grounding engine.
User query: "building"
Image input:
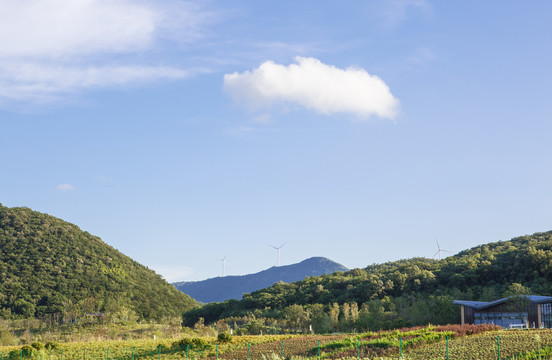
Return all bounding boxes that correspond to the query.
[453,295,552,328]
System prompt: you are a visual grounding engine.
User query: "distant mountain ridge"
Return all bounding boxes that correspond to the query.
[182,231,552,329]
[173,257,348,303]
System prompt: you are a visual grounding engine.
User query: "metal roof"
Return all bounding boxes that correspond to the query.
[453,295,552,310]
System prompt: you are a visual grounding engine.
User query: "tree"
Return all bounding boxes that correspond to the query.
[350,302,359,323]
[329,302,340,328]
[342,303,350,321]
[504,283,532,298]
[503,283,532,320]
[13,299,35,318]
[310,304,332,333]
[283,305,310,332]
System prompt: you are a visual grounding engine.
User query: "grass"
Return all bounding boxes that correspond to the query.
[406,329,552,360]
[2,324,552,360]
[0,318,190,346]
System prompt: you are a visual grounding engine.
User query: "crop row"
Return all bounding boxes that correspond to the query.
[2,327,552,360]
[313,324,501,359]
[213,335,349,360]
[0,335,306,360]
[407,329,552,360]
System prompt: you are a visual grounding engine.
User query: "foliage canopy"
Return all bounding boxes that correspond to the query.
[183,231,552,331]
[0,204,198,320]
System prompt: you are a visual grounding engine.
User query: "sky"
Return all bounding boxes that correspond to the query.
[1,0,552,282]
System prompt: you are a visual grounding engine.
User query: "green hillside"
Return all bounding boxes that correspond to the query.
[0,204,198,320]
[183,231,552,332]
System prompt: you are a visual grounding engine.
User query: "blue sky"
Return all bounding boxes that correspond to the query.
[1,1,551,282]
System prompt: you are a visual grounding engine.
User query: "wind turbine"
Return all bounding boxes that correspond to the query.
[218,255,227,277]
[433,239,451,260]
[269,243,286,266]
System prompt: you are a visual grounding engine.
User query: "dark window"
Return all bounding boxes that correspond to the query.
[474,311,526,328]
[541,303,552,328]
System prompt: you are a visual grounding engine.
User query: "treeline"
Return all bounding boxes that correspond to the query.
[192,295,458,335]
[0,204,198,320]
[183,231,552,331]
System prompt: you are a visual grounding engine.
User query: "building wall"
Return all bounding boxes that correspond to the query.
[462,301,541,327]
[463,305,475,324]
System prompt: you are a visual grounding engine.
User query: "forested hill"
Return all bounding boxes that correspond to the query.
[183,231,552,329]
[173,257,348,303]
[0,204,198,320]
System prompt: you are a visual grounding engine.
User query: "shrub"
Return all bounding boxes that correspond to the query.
[44,342,60,351]
[7,350,20,360]
[31,342,44,350]
[217,332,232,343]
[0,330,18,346]
[20,345,38,358]
[192,337,210,348]
[172,338,192,350]
[171,337,211,350]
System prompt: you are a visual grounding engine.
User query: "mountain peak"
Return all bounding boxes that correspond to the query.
[173,256,348,303]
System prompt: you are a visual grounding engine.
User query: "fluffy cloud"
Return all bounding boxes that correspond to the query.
[0,0,209,104]
[57,184,75,191]
[224,57,399,120]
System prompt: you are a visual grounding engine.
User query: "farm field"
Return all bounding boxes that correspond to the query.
[0,335,300,360]
[407,330,552,360]
[3,326,552,360]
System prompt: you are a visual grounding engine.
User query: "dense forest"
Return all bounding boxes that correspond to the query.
[0,204,198,321]
[183,231,552,333]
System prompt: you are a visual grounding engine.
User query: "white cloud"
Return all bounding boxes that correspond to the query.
[0,0,157,58]
[57,184,75,191]
[224,57,399,120]
[0,62,191,102]
[0,0,212,104]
